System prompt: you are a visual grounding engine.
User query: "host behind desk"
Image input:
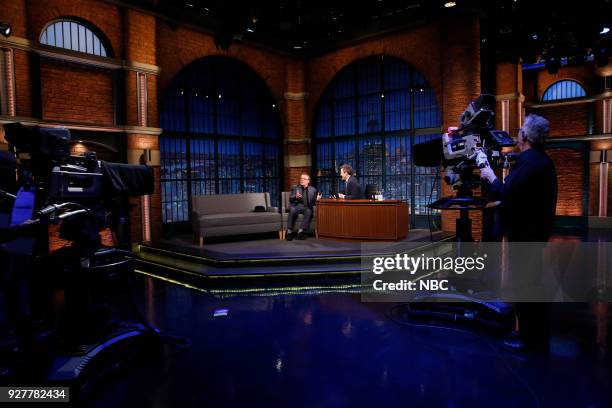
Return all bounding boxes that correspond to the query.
[316,199,409,241]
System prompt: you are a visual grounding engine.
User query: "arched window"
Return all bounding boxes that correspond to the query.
[542,80,586,101]
[40,19,110,57]
[313,56,442,223]
[159,57,282,224]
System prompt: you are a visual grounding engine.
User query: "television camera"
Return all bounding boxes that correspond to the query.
[398,96,518,328]
[0,123,182,398]
[413,94,516,240]
[415,94,516,194]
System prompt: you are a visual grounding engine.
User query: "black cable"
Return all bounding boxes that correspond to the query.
[386,303,541,408]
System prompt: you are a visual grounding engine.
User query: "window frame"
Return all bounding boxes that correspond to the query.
[39,18,113,58]
[312,56,443,227]
[541,79,587,102]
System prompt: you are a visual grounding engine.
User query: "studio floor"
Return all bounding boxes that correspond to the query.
[83,271,612,408]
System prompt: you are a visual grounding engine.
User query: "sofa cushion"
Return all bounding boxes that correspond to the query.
[193,193,270,215]
[198,212,279,228]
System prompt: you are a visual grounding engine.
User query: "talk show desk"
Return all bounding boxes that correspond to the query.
[316,199,409,241]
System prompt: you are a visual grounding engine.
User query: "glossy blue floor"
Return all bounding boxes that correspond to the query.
[82,271,612,408]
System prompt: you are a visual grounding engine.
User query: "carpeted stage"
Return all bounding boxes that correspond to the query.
[134,229,454,280]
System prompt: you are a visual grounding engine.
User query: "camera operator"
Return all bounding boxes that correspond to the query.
[480,113,557,351]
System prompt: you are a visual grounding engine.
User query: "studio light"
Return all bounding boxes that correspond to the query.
[601,27,610,35]
[444,1,457,8]
[0,22,11,38]
[545,56,560,74]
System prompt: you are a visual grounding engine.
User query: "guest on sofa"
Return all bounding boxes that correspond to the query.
[286,173,321,241]
[338,164,364,200]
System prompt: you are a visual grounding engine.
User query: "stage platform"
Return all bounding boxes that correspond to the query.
[134,229,454,281]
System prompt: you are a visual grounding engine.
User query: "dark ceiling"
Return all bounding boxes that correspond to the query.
[126,0,611,63]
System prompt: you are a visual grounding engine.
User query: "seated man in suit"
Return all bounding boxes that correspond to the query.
[286,173,321,241]
[338,164,364,200]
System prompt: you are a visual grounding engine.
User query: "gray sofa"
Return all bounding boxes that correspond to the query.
[191,193,281,246]
[281,191,317,237]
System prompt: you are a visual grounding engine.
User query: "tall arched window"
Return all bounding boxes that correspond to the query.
[40,19,111,57]
[542,80,586,101]
[160,57,282,224]
[313,56,442,224]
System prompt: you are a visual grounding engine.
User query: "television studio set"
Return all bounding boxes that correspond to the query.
[0,0,611,406]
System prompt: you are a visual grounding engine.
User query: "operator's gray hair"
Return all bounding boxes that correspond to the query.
[522,114,550,148]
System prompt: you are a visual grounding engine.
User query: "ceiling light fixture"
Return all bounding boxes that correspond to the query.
[444,2,456,8]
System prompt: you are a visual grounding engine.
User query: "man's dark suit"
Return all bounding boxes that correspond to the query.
[341,176,364,199]
[487,147,557,242]
[486,147,557,349]
[287,185,318,232]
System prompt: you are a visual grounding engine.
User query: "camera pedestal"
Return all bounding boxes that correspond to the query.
[47,322,164,398]
[395,193,514,331]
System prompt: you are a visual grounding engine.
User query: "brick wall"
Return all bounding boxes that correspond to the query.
[124,9,156,65]
[25,0,123,58]
[440,16,482,237]
[128,184,162,243]
[13,50,33,117]
[156,22,288,109]
[535,66,598,100]
[494,62,522,135]
[522,64,602,138]
[41,60,114,125]
[125,70,138,126]
[0,0,27,38]
[547,148,584,216]
[147,75,158,128]
[534,105,589,137]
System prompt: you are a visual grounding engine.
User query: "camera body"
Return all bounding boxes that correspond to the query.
[3,122,153,243]
[413,94,516,194]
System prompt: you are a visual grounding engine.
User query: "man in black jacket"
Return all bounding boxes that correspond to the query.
[338,164,364,200]
[480,113,557,351]
[286,173,320,241]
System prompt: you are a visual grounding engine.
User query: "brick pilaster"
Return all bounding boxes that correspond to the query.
[284,59,310,189]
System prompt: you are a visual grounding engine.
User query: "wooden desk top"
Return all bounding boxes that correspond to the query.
[317,199,405,205]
